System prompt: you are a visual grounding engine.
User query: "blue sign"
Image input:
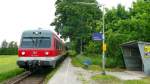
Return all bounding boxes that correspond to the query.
[92,33,103,41]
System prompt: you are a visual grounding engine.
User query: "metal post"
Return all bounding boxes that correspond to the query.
[102,5,106,75]
[80,39,83,54]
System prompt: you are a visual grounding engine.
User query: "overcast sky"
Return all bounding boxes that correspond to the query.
[0,0,136,45]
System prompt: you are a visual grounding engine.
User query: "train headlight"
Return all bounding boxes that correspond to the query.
[33,31,41,35]
[21,51,25,55]
[45,52,49,55]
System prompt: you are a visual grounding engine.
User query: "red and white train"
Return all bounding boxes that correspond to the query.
[17,30,66,69]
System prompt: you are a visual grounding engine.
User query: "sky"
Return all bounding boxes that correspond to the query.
[0,0,136,45]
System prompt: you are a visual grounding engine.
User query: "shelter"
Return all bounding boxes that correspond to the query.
[121,41,150,75]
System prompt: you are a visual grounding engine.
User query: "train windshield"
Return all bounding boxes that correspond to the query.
[21,37,51,48]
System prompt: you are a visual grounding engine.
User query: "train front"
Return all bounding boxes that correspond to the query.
[17,30,56,70]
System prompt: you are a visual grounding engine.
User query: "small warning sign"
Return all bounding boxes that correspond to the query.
[102,43,107,52]
[144,45,150,58]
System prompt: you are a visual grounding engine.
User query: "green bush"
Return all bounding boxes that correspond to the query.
[85,41,100,54]
[71,57,84,67]
[72,54,102,66]
[105,57,118,68]
[85,55,102,65]
[0,48,18,55]
[71,53,125,68]
[68,50,77,57]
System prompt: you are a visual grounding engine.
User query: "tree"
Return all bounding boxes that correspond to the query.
[8,41,18,48]
[1,40,8,48]
[51,0,102,52]
[104,1,150,67]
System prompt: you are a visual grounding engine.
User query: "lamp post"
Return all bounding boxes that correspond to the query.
[74,2,106,75]
[102,4,106,75]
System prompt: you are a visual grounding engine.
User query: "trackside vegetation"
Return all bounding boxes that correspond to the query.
[52,0,150,68]
[91,74,150,84]
[0,55,24,82]
[69,50,102,71]
[69,50,125,71]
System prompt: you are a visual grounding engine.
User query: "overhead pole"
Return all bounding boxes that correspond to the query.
[102,4,106,75]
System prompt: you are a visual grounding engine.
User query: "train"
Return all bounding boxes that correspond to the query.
[17,30,66,70]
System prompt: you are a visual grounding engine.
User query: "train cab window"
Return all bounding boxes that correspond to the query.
[21,37,51,48]
[37,37,51,48]
[21,37,34,48]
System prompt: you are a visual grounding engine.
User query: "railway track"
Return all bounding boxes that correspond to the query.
[2,55,67,84]
[3,68,51,84]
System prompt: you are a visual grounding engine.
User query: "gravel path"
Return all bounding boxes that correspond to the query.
[47,57,82,84]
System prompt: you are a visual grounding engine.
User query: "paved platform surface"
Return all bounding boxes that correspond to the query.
[47,57,82,84]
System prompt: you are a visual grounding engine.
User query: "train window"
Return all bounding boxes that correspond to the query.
[54,39,63,50]
[59,42,61,50]
[37,37,51,48]
[21,37,51,48]
[56,40,59,49]
[54,39,56,48]
[55,39,60,50]
[21,37,34,48]
[60,43,62,50]
[55,39,57,49]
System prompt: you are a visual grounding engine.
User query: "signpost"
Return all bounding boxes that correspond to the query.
[92,5,106,75]
[92,33,103,41]
[92,32,106,75]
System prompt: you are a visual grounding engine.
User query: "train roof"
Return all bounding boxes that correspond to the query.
[22,30,53,37]
[22,30,64,43]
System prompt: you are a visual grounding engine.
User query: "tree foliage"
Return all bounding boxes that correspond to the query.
[51,0,102,52]
[0,40,18,55]
[104,0,150,67]
[52,0,150,67]
[1,40,8,48]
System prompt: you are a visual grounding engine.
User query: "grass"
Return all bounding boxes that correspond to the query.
[88,65,102,71]
[123,77,150,84]
[0,55,24,82]
[91,74,150,84]
[92,74,121,84]
[71,56,84,67]
[71,55,102,71]
[71,54,127,72]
